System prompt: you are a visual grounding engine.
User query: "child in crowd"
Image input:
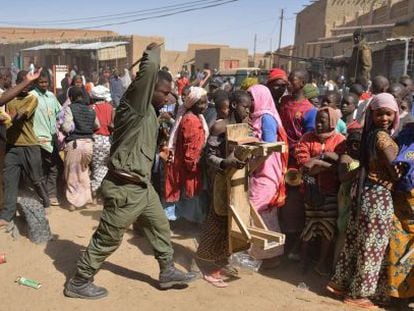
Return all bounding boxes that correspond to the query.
[321,91,347,135]
[334,128,362,266]
[196,90,251,288]
[213,90,230,121]
[303,83,320,107]
[296,107,346,275]
[388,83,414,134]
[328,93,400,309]
[340,92,360,127]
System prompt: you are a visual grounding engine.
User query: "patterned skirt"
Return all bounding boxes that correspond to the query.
[91,134,111,193]
[301,194,338,242]
[385,192,414,298]
[330,182,394,298]
[196,208,228,263]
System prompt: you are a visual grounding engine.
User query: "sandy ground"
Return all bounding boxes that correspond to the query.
[0,204,363,311]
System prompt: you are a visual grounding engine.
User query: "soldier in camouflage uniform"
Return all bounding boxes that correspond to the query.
[64,43,196,299]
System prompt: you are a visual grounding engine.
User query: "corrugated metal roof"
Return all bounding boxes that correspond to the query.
[22,41,128,51]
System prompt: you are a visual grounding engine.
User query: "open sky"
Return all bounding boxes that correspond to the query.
[1,0,310,53]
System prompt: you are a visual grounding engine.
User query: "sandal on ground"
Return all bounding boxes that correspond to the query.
[326,282,344,297]
[203,274,228,288]
[220,264,238,277]
[344,297,379,309]
[210,270,230,281]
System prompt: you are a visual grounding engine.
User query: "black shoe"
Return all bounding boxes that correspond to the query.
[64,276,108,299]
[159,261,197,289]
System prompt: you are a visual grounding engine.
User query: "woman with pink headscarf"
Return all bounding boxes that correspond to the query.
[247,84,289,268]
[328,93,400,309]
[164,86,209,223]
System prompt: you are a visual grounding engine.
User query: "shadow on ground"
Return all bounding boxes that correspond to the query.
[43,237,172,290]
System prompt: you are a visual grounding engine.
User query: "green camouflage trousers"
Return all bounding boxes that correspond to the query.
[77,177,173,279]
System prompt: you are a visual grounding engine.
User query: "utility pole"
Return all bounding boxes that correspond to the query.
[253,33,257,67]
[278,8,284,51]
[277,8,284,67]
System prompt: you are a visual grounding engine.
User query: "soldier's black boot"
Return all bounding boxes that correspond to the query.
[64,275,108,299]
[158,259,197,289]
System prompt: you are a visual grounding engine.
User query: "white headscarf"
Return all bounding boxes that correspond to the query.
[167,86,209,155]
[91,85,112,102]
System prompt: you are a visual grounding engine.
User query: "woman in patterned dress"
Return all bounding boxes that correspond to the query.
[327,93,400,309]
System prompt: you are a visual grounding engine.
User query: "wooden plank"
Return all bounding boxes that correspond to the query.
[247,227,285,244]
[226,123,250,142]
[225,123,287,254]
[250,207,267,230]
[249,235,284,251]
[228,205,251,240]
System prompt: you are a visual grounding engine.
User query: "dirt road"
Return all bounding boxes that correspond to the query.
[0,204,356,311]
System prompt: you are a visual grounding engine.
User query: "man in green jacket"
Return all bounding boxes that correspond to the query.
[64,43,196,299]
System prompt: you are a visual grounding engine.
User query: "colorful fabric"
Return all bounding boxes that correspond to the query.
[303,83,319,99]
[176,77,189,96]
[394,125,414,192]
[196,208,229,262]
[295,132,346,194]
[196,122,231,263]
[31,88,61,153]
[64,138,93,207]
[368,93,400,135]
[367,131,399,190]
[165,113,206,202]
[168,86,209,155]
[336,118,347,135]
[301,194,338,242]
[267,68,288,83]
[240,77,258,90]
[91,134,111,192]
[92,101,113,136]
[385,192,414,298]
[317,106,340,141]
[261,114,278,142]
[248,84,289,210]
[337,160,360,233]
[279,95,317,167]
[330,183,394,298]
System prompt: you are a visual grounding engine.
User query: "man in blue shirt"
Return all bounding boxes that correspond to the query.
[109,69,124,108]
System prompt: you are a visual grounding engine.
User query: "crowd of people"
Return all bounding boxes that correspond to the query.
[1,43,414,308]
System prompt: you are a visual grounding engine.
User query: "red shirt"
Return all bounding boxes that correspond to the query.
[92,102,113,136]
[296,132,346,194]
[176,77,189,96]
